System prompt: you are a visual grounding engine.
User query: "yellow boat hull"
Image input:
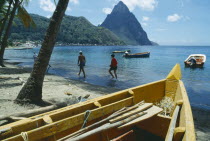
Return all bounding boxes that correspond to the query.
[0,64,196,141]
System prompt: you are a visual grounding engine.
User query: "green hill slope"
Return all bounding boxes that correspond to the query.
[10,14,125,46]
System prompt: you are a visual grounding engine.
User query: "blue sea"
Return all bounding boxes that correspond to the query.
[5,46,210,110]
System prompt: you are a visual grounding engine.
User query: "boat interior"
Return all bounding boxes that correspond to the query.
[187,56,204,63]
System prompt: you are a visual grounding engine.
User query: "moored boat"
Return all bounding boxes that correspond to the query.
[0,64,195,141]
[184,54,206,67]
[112,50,131,53]
[123,52,150,58]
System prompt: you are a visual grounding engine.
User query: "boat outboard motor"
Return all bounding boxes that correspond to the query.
[123,51,129,57]
[189,57,196,66]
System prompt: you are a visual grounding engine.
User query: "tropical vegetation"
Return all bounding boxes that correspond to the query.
[10,14,125,46]
[0,0,35,67]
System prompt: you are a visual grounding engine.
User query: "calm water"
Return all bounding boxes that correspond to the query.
[5,46,210,110]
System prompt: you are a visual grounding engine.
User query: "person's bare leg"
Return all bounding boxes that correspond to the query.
[114,70,117,79]
[109,70,114,78]
[82,68,86,78]
[78,68,81,76]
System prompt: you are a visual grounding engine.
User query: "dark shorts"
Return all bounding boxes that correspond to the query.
[109,66,117,71]
[79,62,85,68]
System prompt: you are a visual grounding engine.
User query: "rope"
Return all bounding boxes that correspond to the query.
[21,132,29,141]
[81,110,91,129]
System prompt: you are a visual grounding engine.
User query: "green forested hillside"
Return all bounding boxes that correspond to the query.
[10,14,125,45]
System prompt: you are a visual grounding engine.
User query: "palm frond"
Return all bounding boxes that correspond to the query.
[17,5,36,28]
[0,0,7,10]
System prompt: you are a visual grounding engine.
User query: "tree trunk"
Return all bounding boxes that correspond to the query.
[0,0,19,67]
[0,0,12,41]
[16,0,69,103]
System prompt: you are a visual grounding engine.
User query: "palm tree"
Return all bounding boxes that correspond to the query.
[0,0,35,67]
[0,0,13,42]
[16,0,69,103]
[0,0,20,67]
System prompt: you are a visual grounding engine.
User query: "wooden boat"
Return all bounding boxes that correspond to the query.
[184,54,206,67]
[123,52,150,58]
[0,64,196,141]
[112,50,131,53]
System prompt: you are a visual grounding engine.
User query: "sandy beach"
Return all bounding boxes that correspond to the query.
[0,62,119,123]
[0,62,210,140]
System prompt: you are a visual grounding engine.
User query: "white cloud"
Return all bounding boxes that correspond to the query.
[167,14,182,22]
[70,0,79,4]
[102,8,112,14]
[39,0,55,12]
[142,22,148,26]
[121,0,158,11]
[142,16,149,21]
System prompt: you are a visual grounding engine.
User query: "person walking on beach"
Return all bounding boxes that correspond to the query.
[109,54,118,79]
[78,51,86,78]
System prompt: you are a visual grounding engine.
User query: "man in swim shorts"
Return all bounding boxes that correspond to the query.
[78,51,86,78]
[109,54,118,79]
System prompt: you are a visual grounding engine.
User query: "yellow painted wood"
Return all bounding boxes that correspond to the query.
[119,105,163,129]
[178,80,196,141]
[128,89,134,95]
[165,105,181,141]
[1,64,196,141]
[43,115,53,124]
[176,100,183,105]
[165,64,182,98]
[166,64,182,80]
[4,97,133,141]
[1,90,130,139]
[94,101,102,107]
[136,114,171,138]
[165,79,179,98]
[132,79,166,104]
[173,127,186,141]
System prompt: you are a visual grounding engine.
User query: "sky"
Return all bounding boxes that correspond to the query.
[25,0,210,46]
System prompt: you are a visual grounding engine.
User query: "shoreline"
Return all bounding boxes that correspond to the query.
[0,62,119,124]
[0,62,210,140]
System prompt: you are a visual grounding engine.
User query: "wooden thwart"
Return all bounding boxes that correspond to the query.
[118,105,163,129]
[109,103,153,123]
[63,103,162,141]
[66,112,147,141]
[58,101,144,141]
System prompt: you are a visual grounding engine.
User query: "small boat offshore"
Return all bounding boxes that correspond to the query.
[123,52,150,58]
[184,54,206,67]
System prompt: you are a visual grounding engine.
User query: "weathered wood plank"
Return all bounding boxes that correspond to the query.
[5,97,133,141]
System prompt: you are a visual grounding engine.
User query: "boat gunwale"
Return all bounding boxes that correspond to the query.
[177,80,196,141]
[1,79,166,140]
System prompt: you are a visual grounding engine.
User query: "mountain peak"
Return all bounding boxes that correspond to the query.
[101,1,153,45]
[112,1,130,14]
